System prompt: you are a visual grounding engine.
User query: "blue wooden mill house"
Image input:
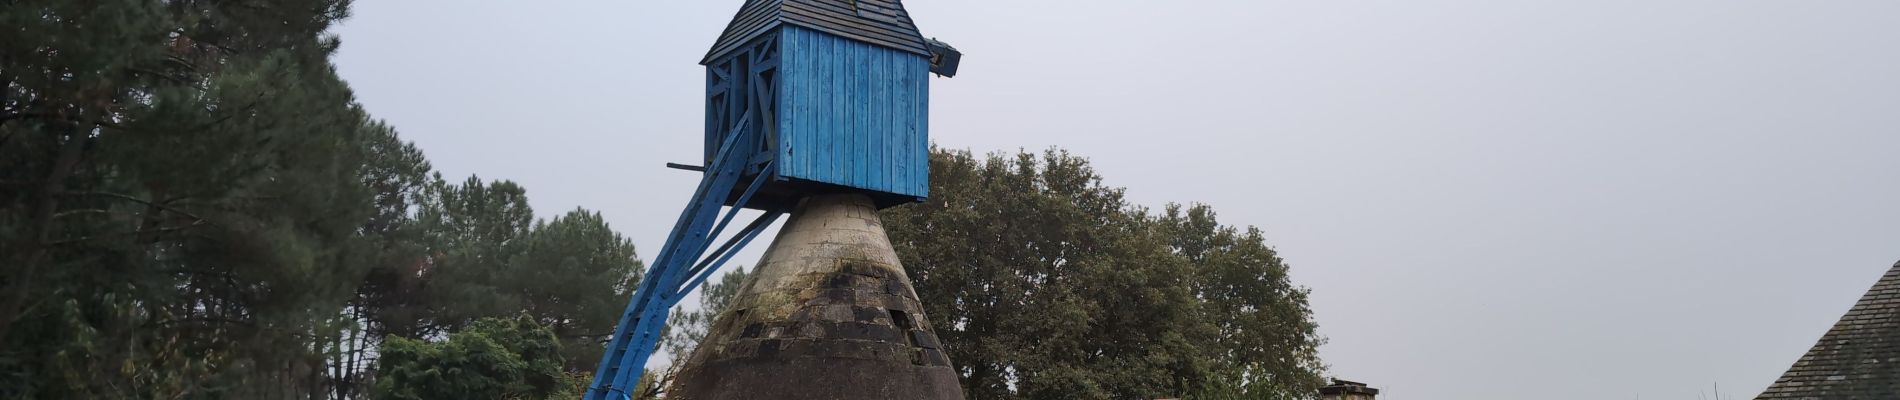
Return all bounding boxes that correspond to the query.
[588,1,959,398]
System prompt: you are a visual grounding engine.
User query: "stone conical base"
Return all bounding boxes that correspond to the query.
[665,194,964,399]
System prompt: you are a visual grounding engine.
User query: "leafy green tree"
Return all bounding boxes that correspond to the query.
[883,148,1327,400]
[372,317,565,400]
[1162,205,1327,398]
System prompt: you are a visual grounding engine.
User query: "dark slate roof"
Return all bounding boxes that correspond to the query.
[702,0,930,64]
[1319,379,1380,396]
[1757,261,1900,399]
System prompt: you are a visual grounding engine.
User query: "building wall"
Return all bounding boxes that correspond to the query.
[775,25,931,199]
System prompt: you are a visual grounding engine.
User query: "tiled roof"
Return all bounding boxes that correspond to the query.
[702,0,930,65]
[1757,261,1900,399]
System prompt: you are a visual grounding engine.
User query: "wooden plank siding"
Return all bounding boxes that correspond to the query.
[775,25,930,199]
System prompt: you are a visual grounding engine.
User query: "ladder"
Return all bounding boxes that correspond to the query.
[586,117,780,400]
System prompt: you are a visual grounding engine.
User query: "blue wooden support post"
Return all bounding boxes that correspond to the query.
[677,209,782,298]
[588,2,963,398]
[587,116,769,400]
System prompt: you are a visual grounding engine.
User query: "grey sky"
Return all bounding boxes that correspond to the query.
[331,1,1900,399]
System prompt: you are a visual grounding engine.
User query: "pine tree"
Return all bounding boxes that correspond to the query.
[509,208,644,369]
[1,2,648,397]
[1,0,373,396]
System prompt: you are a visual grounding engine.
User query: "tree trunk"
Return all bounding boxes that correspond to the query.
[0,125,88,343]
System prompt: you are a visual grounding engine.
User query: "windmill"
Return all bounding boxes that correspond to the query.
[586,1,961,398]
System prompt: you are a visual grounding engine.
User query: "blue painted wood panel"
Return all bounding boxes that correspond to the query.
[775,25,930,199]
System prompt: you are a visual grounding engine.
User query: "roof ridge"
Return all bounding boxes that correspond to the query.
[702,0,930,65]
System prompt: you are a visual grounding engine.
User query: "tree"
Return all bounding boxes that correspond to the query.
[508,208,644,369]
[1,0,378,397]
[0,3,648,397]
[416,176,536,333]
[1162,205,1327,398]
[882,148,1327,399]
[372,317,566,400]
[334,120,437,398]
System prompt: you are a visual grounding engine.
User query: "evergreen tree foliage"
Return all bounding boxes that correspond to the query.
[0,2,644,398]
[507,208,644,369]
[882,148,1328,400]
[416,176,537,333]
[1,0,372,397]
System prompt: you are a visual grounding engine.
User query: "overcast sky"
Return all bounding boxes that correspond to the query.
[331,1,1900,399]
